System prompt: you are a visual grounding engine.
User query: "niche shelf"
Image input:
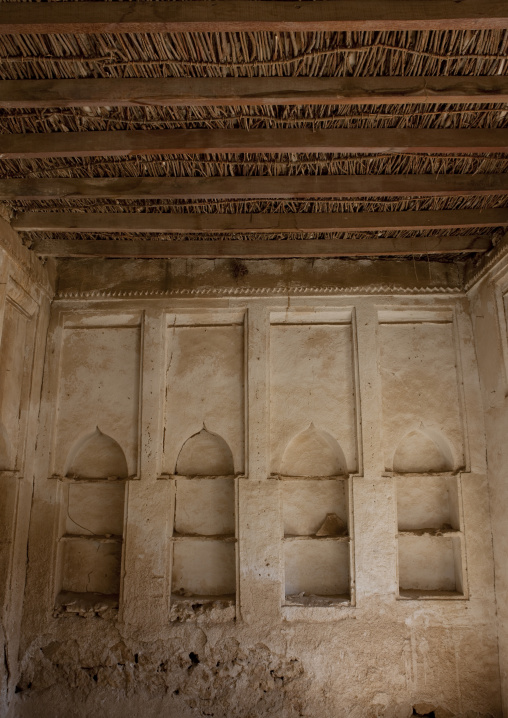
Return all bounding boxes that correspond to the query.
[281,474,353,607]
[396,474,466,599]
[54,430,128,617]
[278,427,353,606]
[169,430,237,611]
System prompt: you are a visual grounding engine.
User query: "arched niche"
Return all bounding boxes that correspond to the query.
[281,424,348,477]
[176,428,234,476]
[0,423,12,470]
[66,427,128,479]
[176,427,235,476]
[392,428,455,474]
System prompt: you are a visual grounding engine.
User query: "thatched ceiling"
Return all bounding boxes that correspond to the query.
[0,4,507,263]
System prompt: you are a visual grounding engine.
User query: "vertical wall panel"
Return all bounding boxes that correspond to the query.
[270,314,357,475]
[378,311,464,473]
[53,322,141,477]
[164,318,244,475]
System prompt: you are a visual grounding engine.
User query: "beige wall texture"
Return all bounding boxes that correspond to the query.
[0,228,505,717]
[0,218,53,718]
[469,251,508,717]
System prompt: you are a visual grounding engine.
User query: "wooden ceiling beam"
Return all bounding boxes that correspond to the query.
[32,236,491,258]
[1,128,507,160]
[1,1,507,33]
[2,174,508,200]
[2,77,508,108]
[12,208,508,233]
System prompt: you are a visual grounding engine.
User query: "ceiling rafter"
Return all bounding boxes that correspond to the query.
[2,76,508,108]
[0,3,507,259]
[32,236,491,259]
[1,1,507,34]
[12,208,508,234]
[2,175,508,201]
[1,129,507,160]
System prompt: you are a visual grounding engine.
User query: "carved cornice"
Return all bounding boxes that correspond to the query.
[56,284,462,300]
[465,232,508,292]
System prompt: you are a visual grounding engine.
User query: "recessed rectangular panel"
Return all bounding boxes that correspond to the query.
[283,479,348,536]
[379,319,464,473]
[61,539,122,595]
[398,534,460,593]
[0,300,29,469]
[165,323,244,474]
[270,322,357,475]
[172,540,236,596]
[397,476,458,531]
[174,478,235,536]
[65,483,125,536]
[284,540,349,597]
[55,325,140,477]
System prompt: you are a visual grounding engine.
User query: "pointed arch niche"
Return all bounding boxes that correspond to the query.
[392,429,465,599]
[392,428,455,475]
[170,428,236,607]
[378,310,467,598]
[176,427,234,477]
[281,424,348,478]
[66,427,129,480]
[270,313,358,607]
[280,426,352,606]
[55,428,128,616]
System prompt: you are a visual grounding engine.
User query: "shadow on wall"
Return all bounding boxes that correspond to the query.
[176,427,235,476]
[65,427,128,479]
[281,423,348,477]
[393,428,456,474]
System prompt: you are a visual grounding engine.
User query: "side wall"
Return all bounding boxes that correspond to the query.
[13,257,501,718]
[0,217,54,716]
[469,260,508,715]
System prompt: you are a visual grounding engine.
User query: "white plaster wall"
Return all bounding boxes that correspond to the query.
[11,262,502,718]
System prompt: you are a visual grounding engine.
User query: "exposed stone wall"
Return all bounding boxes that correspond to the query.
[0,218,54,716]
[11,257,501,718]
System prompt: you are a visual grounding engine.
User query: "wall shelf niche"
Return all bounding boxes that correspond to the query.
[396,473,466,600]
[281,473,353,607]
[54,430,128,618]
[169,430,237,615]
[163,314,244,619]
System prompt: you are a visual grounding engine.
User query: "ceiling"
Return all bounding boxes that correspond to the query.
[0,1,507,265]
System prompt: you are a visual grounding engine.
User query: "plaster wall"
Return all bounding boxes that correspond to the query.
[10,257,501,718]
[0,218,54,716]
[468,258,508,715]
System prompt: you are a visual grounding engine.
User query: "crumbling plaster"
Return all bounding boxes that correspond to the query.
[0,234,504,718]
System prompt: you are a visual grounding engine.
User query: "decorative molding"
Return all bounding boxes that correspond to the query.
[0,216,54,298]
[56,284,463,300]
[6,276,38,318]
[465,232,508,292]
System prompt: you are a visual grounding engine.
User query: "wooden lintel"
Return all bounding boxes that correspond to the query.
[0,1,507,33]
[1,175,508,201]
[32,236,491,259]
[13,208,508,233]
[2,77,508,108]
[1,128,507,160]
